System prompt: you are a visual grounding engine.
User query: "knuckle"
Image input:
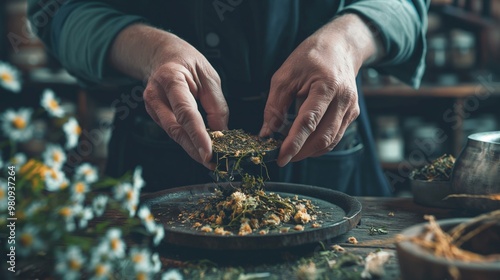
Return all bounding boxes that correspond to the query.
[314,133,336,151]
[143,86,159,106]
[351,104,360,119]
[165,124,183,141]
[174,103,196,126]
[270,71,288,90]
[299,110,322,135]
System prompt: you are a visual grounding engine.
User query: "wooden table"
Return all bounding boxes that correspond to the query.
[157,197,466,279]
[15,196,473,279]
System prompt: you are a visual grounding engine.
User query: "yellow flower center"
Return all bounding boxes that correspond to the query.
[75,182,86,194]
[52,151,62,163]
[126,190,135,201]
[111,238,120,251]
[1,72,13,82]
[20,233,33,246]
[12,117,26,129]
[83,169,93,176]
[49,169,58,179]
[146,213,154,222]
[69,259,81,271]
[48,99,59,110]
[136,272,147,280]
[0,189,4,199]
[60,181,69,190]
[74,125,81,135]
[132,254,144,263]
[95,264,107,276]
[59,207,72,217]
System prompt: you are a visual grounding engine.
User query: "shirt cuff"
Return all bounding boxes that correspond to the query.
[340,0,427,88]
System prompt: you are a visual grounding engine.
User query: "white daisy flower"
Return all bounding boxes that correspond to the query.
[89,262,112,280]
[130,247,152,273]
[25,201,46,217]
[114,182,139,217]
[17,225,46,256]
[70,180,89,202]
[162,269,184,280]
[104,228,126,259]
[152,224,165,246]
[133,166,145,190]
[58,205,78,232]
[0,178,8,211]
[92,195,108,217]
[63,117,81,149]
[138,206,156,233]
[151,253,162,274]
[55,246,86,280]
[75,206,94,229]
[113,182,129,201]
[44,168,68,192]
[40,89,65,117]
[0,62,21,93]
[42,144,66,168]
[75,163,99,184]
[90,241,112,268]
[1,108,33,142]
[8,152,27,168]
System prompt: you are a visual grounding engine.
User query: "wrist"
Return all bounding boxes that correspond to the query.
[318,13,384,70]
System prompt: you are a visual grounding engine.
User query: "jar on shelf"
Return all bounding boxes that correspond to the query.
[450,29,476,70]
[426,34,448,68]
[375,116,404,163]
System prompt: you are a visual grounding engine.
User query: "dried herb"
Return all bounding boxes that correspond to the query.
[179,129,321,235]
[410,154,456,181]
[369,226,388,236]
[397,211,500,262]
[209,129,280,156]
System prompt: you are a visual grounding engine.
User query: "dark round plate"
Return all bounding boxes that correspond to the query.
[141,182,362,250]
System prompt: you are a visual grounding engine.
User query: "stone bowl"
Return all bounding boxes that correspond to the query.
[410,179,457,209]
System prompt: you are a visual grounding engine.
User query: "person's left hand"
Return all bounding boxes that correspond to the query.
[260,14,382,167]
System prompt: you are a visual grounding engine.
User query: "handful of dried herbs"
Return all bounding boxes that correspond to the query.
[410,154,456,181]
[179,129,322,236]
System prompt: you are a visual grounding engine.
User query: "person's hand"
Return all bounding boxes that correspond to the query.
[110,25,229,169]
[260,14,383,167]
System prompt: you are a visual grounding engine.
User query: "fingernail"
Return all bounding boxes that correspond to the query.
[278,155,292,167]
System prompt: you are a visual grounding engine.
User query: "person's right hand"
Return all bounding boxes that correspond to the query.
[110,24,229,169]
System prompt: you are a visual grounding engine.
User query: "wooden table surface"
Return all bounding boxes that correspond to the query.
[16,196,473,279]
[156,197,468,279]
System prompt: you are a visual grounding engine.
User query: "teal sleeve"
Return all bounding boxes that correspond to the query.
[28,0,146,86]
[340,0,430,88]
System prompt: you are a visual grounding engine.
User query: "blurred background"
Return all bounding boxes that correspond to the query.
[0,0,499,195]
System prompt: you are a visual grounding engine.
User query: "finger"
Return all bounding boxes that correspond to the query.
[195,63,229,131]
[277,82,334,166]
[293,89,359,161]
[146,76,213,168]
[155,74,213,164]
[259,71,296,138]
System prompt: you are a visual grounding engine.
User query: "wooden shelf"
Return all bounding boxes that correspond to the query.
[363,83,500,98]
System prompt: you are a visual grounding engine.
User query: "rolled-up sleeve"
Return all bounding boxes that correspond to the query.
[28,0,146,86]
[340,0,429,88]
